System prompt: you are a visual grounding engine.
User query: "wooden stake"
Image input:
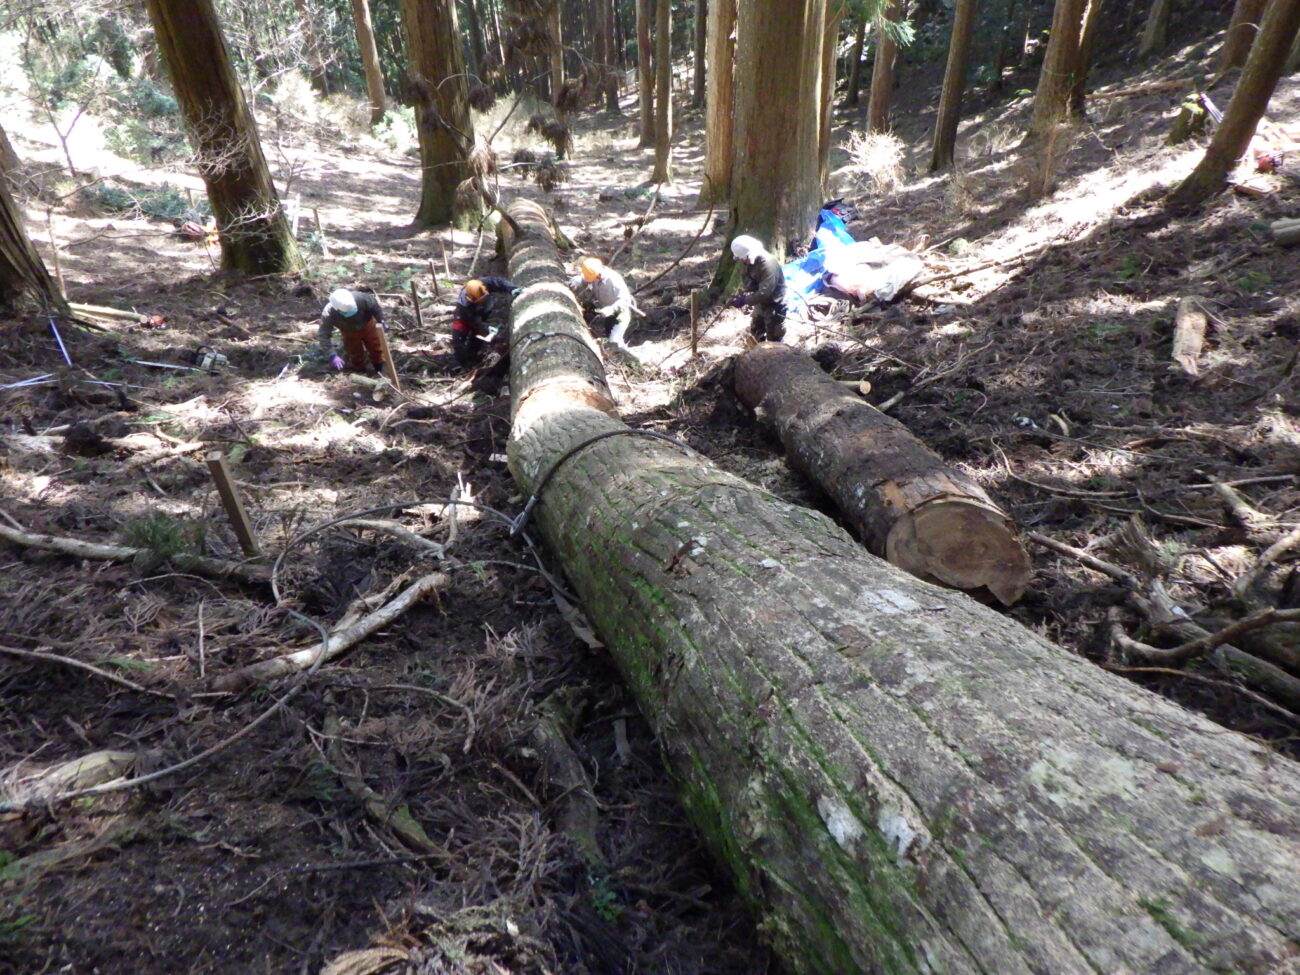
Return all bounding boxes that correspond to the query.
[440,237,451,279]
[427,259,441,297]
[410,279,425,331]
[689,291,698,356]
[46,211,66,299]
[376,327,402,391]
[312,206,331,257]
[205,451,261,557]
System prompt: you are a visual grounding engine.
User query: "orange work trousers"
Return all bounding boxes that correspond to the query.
[342,321,386,371]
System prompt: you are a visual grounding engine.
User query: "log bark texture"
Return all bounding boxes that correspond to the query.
[735,343,1031,605]
[503,198,1300,975]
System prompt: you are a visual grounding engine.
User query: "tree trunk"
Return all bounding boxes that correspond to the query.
[929,0,979,171]
[1027,0,1087,141]
[1138,0,1174,57]
[734,343,1031,605]
[144,0,302,275]
[651,0,673,181]
[701,0,736,202]
[1218,0,1269,73]
[692,0,707,109]
[294,0,330,94]
[546,0,564,104]
[727,0,826,263]
[1067,0,1105,115]
[0,124,19,178]
[1171,0,1300,208]
[988,0,1019,93]
[818,4,842,189]
[0,136,66,315]
[502,197,1300,975]
[351,0,388,125]
[868,0,902,132]
[462,0,485,78]
[595,0,622,112]
[400,0,475,229]
[636,0,656,146]
[844,17,867,106]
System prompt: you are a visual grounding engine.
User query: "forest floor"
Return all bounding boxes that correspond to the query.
[2,37,1299,975]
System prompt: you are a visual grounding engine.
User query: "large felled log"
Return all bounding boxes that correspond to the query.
[503,199,1300,975]
[735,343,1030,605]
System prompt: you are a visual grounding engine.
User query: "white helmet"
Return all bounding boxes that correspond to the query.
[730,234,764,262]
[328,288,358,316]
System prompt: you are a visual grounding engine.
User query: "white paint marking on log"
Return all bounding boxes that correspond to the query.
[863,589,923,615]
[1198,846,1240,880]
[817,795,866,850]
[878,802,926,863]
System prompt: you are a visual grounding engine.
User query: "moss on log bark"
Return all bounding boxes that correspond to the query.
[504,199,1300,975]
[735,342,1030,605]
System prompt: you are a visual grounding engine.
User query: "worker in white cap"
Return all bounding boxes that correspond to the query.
[318,288,386,373]
[729,235,788,343]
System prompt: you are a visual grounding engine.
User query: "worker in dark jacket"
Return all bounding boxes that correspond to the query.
[319,288,387,372]
[729,235,788,342]
[451,276,519,367]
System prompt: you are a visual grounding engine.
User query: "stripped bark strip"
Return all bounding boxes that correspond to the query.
[503,197,1300,975]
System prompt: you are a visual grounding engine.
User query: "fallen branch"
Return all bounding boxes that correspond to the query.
[1233,523,1300,600]
[1088,78,1196,100]
[0,519,271,584]
[1170,297,1207,376]
[1117,606,1300,666]
[1,750,136,808]
[0,644,173,698]
[213,571,448,691]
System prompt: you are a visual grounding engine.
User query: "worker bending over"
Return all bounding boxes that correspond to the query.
[729,235,788,343]
[319,288,387,373]
[568,256,637,349]
[451,277,520,368]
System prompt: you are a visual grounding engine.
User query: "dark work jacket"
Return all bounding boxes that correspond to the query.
[454,276,516,335]
[318,290,384,351]
[743,252,787,310]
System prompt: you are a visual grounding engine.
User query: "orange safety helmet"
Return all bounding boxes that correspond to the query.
[465,279,488,301]
[579,257,604,282]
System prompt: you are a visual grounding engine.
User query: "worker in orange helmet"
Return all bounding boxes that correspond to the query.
[450,276,520,368]
[568,256,638,349]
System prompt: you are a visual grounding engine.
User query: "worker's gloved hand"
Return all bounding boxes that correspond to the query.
[510,287,523,297]
[330,355,345,370]
[730,296,746,309]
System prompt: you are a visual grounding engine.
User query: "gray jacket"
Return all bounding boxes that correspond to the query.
[568,267,634,316]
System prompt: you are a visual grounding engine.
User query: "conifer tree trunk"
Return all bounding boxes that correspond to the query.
[546,1,564,103]
[144,0,302,275]
[929,0,978,170]
[868,0,902,132]
[1027,0,1086,140]
[1067,0,1105,115]
[294,0,330,94]
[651,0,673,181]
[636,0,656,146]
[1138,0,1174,57]
[401,0,475,229]
[701,0,736,202]
[351,0,388,125]
[692,0,707,108]
[502,196,1300,975]
[1218,0,1269,73]
[1171,0,1300,208]
[0,135,66,315]
[818,4,842,188]
[726,0,827,262]
[845,17,867,106]
[595,0,622,112]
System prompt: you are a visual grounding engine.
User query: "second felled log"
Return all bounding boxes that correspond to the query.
[735,343,1030,605]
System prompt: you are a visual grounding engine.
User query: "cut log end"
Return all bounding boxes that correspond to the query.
[886,497,1032,605]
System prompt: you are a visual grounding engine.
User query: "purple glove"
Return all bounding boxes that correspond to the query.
[730,296,746,309]
[330,355,345,370]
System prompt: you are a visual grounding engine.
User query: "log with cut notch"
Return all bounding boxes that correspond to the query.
[502,198,1300,975]
[735,342,1030,605]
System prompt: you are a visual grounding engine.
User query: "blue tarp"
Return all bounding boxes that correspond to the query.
[782,208,856,310]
